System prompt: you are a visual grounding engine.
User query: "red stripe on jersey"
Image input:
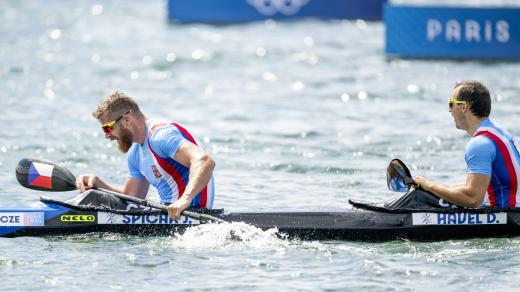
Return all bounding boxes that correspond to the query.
[475,130,518,207]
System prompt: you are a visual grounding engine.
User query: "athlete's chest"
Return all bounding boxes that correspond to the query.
[137,145,163,185]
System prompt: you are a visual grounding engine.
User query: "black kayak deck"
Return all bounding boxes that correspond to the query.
[4,189,520,241]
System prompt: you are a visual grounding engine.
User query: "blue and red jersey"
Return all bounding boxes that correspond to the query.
[127,119,215,208]
[466,119,520,208]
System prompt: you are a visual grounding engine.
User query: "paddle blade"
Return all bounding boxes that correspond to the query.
[16,158,77,192]
[386,159,415,192]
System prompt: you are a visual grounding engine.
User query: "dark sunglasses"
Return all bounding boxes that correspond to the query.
[101,110,131,134]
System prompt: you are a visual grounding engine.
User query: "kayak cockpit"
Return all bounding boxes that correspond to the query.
[349,187,520,214]
[39,189,225,216]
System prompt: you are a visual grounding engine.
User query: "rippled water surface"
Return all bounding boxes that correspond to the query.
[1,0,520,290]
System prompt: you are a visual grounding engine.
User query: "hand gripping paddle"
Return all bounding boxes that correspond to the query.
[386,158,417,192]
[15,158,225,223]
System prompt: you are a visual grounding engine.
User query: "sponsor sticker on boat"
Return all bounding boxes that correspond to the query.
[60,215,95,222]
[0,212,44,226]
[412,212,507,225]
[97,212,200,225]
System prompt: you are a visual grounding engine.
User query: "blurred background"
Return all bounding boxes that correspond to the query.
[1,1,520,289]
[2,0,519,209]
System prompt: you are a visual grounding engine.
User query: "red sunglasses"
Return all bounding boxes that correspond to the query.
[101,110,131,134]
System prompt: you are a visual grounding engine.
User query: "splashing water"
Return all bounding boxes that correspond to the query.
[167,222,288,251]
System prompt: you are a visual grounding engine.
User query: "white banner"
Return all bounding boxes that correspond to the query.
[98,212,200,225]
[412,212,507,225]
[0,212,45,226]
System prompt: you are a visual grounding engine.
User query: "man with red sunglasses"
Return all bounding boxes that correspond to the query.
[76,91,216,219]
[415,80,520,208]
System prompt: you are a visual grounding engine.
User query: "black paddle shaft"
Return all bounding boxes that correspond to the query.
[98,187,225,223]
[16,158,225,223]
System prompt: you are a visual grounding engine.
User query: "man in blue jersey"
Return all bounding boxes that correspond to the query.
[415,80,520,208]
[76,91,216,219]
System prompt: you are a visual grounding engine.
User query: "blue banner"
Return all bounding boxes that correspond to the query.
[168,0,387,23]
[385,5,520,59]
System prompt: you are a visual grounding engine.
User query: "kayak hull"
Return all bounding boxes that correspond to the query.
[223,211,520,241]
[3,201,520,241]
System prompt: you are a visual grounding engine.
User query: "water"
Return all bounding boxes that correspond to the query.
[1,0,520,290]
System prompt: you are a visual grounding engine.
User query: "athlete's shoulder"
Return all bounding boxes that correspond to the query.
[146,119,187,157]
[147,119,181,141]
[466,135,496,163]
[477,119,513,138]
[467,135,494,152]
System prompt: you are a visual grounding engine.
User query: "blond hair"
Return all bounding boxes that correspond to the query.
[92,90,144,120]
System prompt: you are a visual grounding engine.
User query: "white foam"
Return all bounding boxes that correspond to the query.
[164,222,288,251]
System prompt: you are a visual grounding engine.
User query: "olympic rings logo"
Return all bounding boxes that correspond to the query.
[246,0,311,16]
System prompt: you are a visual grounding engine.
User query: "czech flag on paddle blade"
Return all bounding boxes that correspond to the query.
[28,162,54,189]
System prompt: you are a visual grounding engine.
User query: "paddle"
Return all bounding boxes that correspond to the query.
[15,158,225,223]
[386,158,417,192]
